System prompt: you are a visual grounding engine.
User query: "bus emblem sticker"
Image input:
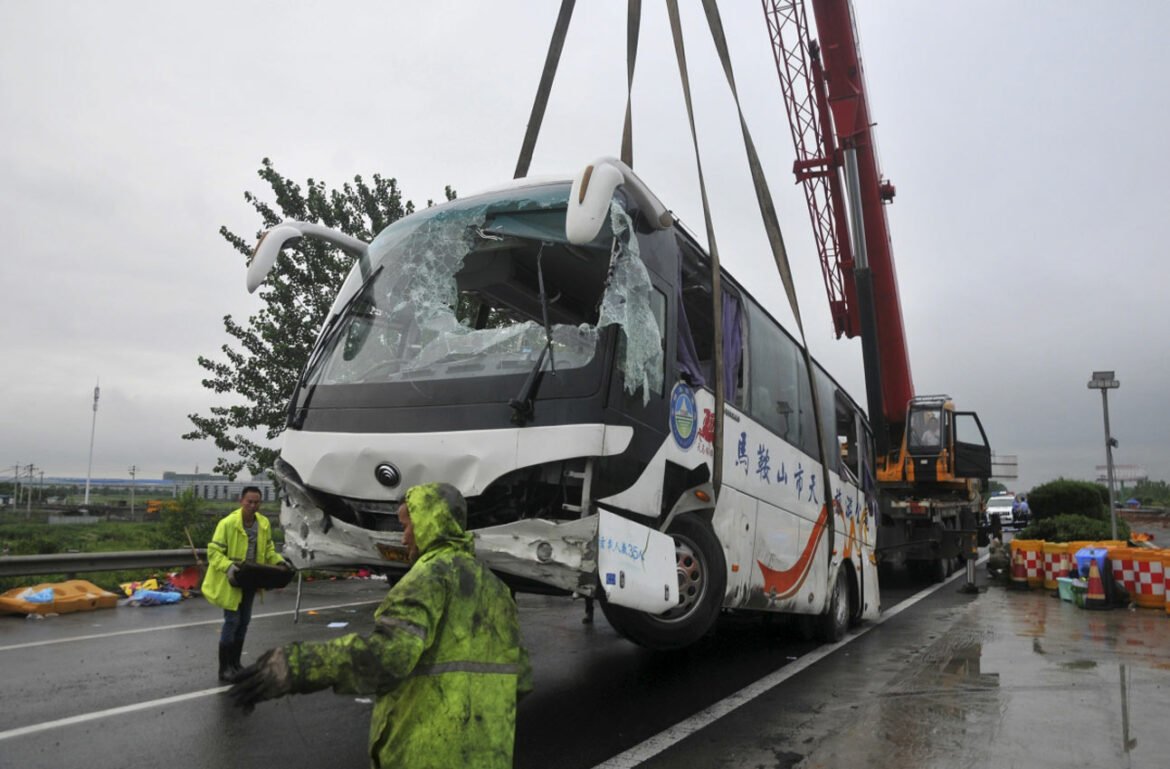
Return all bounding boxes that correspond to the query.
[670,382,698,449]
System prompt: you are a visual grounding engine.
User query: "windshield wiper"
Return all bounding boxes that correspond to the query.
[535,243,558,375]
[509,244,557,426]
[287,265,384,428]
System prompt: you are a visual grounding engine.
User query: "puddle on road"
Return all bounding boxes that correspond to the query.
[780,586,1170,768]
[970,587,1170,766]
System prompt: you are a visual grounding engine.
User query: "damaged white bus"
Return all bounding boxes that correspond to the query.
[247,159,880,650]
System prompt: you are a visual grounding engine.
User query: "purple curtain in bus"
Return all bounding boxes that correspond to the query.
[722,292,742,396]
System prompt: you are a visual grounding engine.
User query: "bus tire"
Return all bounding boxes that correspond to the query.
[600,513,726,651]
[816,567,852,643]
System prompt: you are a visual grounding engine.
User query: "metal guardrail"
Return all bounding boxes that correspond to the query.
[0,549,207,579]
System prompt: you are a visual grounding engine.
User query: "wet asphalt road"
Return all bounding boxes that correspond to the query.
[4,536,1166,769]
[0,567,925,769]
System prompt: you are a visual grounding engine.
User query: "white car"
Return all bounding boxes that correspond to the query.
[984,495,1016,527]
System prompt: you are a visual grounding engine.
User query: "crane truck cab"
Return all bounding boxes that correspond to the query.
[880,395,991,488]
[874,395,992,582]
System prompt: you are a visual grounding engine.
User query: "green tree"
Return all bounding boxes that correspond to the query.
[161,489,215,549]
[185,159,450,477]
[1128,479,1170,506]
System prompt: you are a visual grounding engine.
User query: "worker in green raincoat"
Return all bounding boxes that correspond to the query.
[229,482,532,769]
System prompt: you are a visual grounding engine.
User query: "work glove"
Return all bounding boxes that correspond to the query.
[227,563,241,587]
[279,559,294,571]
[229,647,294,713]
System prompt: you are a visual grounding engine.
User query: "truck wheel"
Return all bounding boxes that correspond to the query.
[600,514,726,651]
[816,567,852,643]
[908,557,947,584]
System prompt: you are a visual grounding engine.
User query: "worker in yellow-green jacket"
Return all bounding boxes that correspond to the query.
[230,482,532,769]
[204,485,290,682]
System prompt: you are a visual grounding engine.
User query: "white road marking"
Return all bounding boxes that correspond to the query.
[591,557,986,769]
[0,686,232,741]
[0,599,381,652]
[0,559,986,749]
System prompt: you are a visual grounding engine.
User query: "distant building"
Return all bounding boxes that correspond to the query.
[42,472,278,504]
[161,470,276,503]
[163,471,228,483]
[175,477,277,503]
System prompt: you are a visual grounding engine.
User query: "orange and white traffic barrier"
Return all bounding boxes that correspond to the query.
[1020,540,1044,588]
[1109,546,1139,599]
[1009,541,1028,590]
[1009,540,1041,590]
[1125,548,1165,609]
[1042,542,1070,591]
[1162,552,1170,617]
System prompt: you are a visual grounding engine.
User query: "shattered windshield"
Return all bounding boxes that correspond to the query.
[303,183,664,404]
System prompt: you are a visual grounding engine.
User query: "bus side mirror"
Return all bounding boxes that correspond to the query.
[248,224,304,293]
[247,221,371,293]
[566,157,672,245]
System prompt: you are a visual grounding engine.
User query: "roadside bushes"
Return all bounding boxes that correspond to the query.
[160,488,215,549]
[1017,478,1132,543]
[1019,513,1129,543]
[1027,479,1109,522]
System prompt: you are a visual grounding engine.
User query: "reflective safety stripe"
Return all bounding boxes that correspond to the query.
[412,661,518,677]
[209,541,227,551]
[375,615,428,642]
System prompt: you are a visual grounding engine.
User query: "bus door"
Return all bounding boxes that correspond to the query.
[832,391,867,564]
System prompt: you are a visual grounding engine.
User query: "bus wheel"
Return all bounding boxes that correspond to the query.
[816,568,852,643]
[600,514,726,651]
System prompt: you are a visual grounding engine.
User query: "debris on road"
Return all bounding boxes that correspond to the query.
[0,579,120,615]
[125,589,183,606]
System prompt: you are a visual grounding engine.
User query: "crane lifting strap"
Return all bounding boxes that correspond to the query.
[514,0,576,179]
[666,0,726,497]
[693,0,835,549]
[621,0,642,168]
[514,1,645,178]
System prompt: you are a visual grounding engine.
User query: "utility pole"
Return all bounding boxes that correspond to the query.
[128,465,138,521]
[84,381,100,506]
[25,463,35,519]
[1088,371,1120,540]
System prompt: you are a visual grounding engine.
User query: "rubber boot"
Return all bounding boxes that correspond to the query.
[229,639,245,678]
[218,644,235,683]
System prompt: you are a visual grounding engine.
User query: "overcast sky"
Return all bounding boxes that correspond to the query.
[1,1,1167,491]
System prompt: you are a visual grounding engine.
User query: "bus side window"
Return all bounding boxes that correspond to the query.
[794,350,819,461]
[724,291,745,410]
[676,242,744,409]
[812,367,835,466]
[746,302,801,447]
[677,247,712,388]
[836,396,860,480]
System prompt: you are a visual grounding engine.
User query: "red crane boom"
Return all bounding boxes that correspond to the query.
[762,0,913,430]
